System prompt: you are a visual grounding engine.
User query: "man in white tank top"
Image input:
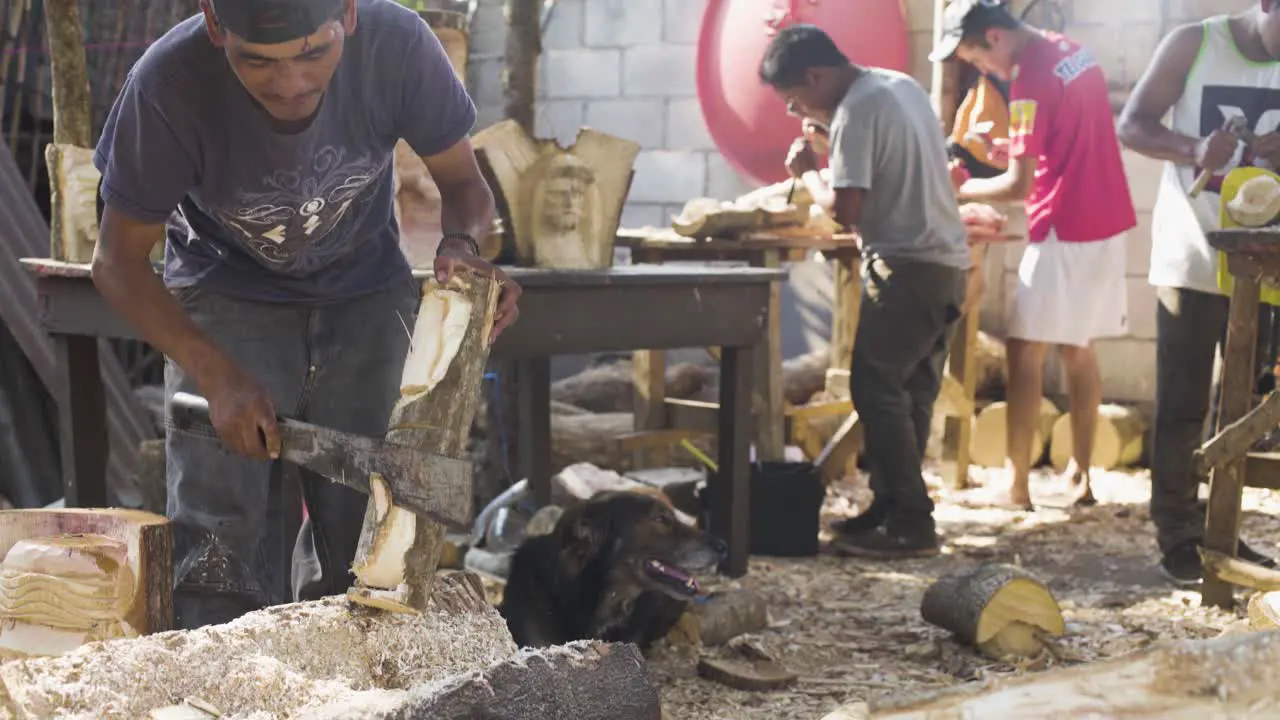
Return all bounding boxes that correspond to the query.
[1118,2,1280,586]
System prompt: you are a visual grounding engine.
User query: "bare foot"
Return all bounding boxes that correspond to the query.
[954,484,1034,511]
[1040,463,1097,508]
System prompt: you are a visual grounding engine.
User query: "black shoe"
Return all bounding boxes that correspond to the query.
[831,501,888,536]
[1159,540,1276,587]
[832,524,941,560]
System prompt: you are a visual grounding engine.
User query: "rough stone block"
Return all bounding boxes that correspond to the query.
[535,101,587,147]
[586,99,666,149]
[586,0,663,48]
[666,98,715,150]
[542,49,622,99]
[663,0,708,43]
[544,0,585,50]
[1094,337,1157,403]
[706,153,756,200]
[620,202,667,229]
[630,150,708,204]
[623,45,697,97]
[1126,276,1158,340]
[1123,147,1164,214]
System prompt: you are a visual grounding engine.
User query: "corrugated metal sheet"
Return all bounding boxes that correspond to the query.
[0,140,150,507]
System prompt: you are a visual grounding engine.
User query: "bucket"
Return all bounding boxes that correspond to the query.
[703,461,825,557]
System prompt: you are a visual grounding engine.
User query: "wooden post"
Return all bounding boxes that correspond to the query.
[43,0,92,262]
[504,0,542,133]
[752,249,785,461]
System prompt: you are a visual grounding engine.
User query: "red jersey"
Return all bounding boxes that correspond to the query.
[1008,32,1137,243]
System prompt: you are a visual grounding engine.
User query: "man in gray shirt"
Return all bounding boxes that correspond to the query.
[760,24,969,559]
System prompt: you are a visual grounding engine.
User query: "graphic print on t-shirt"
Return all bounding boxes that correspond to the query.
[213,145,389,276]
[1196,85,1280,195]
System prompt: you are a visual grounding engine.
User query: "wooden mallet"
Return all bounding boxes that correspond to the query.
[1189,116,1255,199]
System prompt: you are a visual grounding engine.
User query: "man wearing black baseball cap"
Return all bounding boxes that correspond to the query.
[936,0,1137,511]
[91,0,520,628]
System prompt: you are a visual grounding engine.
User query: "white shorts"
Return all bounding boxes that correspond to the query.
[1007,229,1128,348]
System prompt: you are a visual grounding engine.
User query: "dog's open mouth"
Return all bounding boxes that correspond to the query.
[643,559,700,596]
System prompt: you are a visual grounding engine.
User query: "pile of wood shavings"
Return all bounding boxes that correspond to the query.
[651,465,1277,719]
[0,591,516,719]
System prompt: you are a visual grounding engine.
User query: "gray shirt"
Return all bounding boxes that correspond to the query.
[94,0,477,303]
[828,68,969,270]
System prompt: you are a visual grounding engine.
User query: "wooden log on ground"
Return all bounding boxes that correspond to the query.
[969,397,1060,468]
[474,119,639,269]
[0,509,170,661]
[551,360,714,413]
[1196,390,1280,473]
[668,589,769,647]
[348,271,500,613]
[305,641,661,720]
[0,572,515,720]
[920,563,1065,661]
[551,412,714,473]
[1048,403,1147,472]
[871,630,1280,718]
[1200,547,1280,592]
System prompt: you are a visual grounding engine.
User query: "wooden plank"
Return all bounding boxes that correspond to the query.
[1202,272,1262,609]
[51,334,107,508]
[665,398,720,436]
[942,295,981,490]
[829,254,860,374]
[1196,390,1280,473]
[613,429,711,455]
[1246,452,1280,489]
[631,350,668,468]
[752,249,785,461]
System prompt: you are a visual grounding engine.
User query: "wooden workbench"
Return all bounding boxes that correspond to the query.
[20,258,783,577]
[616,226,986,488]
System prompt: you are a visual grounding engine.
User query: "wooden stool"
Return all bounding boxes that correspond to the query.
[1197,228,1280,608]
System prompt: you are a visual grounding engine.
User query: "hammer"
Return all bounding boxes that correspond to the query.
[1189,116,1257,199]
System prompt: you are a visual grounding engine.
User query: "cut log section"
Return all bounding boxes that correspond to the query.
[969,397,1060,468]
[348,271,500,613]
[0,572,516,720]
[668,589,769,647]
[1048,403,1147,472]
[474,118,639,269]
[871,630,1280,718]
[0,508,170,662]
[304,641,661,720]
[920,563,1065,661]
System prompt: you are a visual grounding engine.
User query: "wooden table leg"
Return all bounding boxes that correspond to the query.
[51,333,108,507]
[632,350,667,468]
[829,253,860,375]
[518,357,553,507]
[714,343,753,577]
[1202,272,1262,609]
[942,245,985,490]
[751,249,785,461]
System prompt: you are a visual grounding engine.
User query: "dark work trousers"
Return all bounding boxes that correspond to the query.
[849,255,967,534]
[164,279,419,629]
[1151,286,1277,554]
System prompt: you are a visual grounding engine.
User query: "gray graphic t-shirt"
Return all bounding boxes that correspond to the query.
[94,0,476,302]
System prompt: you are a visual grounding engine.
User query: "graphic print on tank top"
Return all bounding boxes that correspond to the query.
[1197,85,1280,196]
[211,145,390,276]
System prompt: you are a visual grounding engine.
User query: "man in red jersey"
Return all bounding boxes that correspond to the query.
[932,0,1137,510]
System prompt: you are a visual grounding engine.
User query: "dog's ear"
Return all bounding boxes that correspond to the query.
[556,502,609,574]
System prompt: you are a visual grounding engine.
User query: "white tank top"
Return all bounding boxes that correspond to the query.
[1148,16,1280,294]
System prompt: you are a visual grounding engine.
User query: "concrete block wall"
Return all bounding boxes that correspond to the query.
[463,0,1256,403]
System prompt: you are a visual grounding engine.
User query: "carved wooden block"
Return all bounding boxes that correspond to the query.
[474,119,640,269]
[0,508,171,661]
[46,143,165,264]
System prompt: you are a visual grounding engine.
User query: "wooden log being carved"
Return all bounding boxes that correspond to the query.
[872,630,1280,718]
[474,118,640,269]
[348,271,500,613]
[0,509,170,661]
[392,9,470,269]
[920,563,1065,661]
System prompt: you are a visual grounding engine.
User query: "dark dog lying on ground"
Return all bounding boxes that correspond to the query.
[499,490,727,651]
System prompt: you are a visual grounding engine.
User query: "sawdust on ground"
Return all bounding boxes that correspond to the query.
[651,463,1276,720]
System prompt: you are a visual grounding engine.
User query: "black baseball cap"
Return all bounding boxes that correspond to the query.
[211,0,345,44]
[928,0,1014,63]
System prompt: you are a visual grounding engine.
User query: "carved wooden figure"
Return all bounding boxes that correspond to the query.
[474,119,640,269]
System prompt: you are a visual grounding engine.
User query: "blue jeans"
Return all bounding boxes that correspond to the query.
[164,280,419,629]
